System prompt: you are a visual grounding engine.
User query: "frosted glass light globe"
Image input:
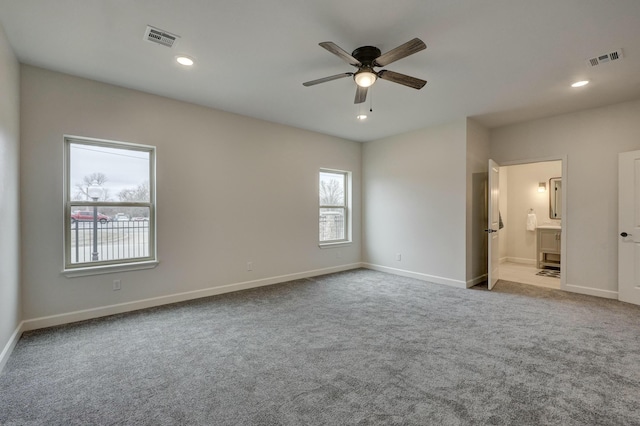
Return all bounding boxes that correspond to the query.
[354,71,376,88]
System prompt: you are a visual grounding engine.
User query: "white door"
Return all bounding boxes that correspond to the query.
[618,150,640,305]
[487,159,500,290]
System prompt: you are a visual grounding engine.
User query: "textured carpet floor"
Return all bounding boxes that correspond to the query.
[1,269,640,425]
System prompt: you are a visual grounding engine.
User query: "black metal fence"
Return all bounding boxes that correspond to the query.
[319,214,345,242]
[70,214,341,264]
[70,220,150,264]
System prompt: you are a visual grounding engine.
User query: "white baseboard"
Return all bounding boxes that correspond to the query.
[362,263,467,289]
[564,283,618,300]
[0,321,24,374]
[5,265,623,371]
[505,257,537,266]
[22,263,363,332]
[466,274,488,288]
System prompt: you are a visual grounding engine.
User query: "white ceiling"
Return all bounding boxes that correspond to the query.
[1,0,640,142]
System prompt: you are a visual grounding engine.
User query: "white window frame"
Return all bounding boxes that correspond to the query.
[63,135,158,276]
[319,168,352,247]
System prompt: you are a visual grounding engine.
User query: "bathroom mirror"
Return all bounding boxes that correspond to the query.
[549,177,562,219]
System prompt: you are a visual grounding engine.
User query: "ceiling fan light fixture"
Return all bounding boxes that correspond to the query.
[303,38,427,104]
[354,70,377,88]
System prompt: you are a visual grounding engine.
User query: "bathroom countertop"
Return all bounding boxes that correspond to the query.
[537,224,561,230]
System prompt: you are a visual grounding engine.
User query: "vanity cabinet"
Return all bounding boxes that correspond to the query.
[537,228,561,269]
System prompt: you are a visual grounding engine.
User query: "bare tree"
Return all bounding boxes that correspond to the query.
[117,181,149,203]
[73,173,111,201]
[320,179,344,205]
[116,181,150,217]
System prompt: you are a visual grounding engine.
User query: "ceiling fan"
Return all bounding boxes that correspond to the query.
[303,38,427,104]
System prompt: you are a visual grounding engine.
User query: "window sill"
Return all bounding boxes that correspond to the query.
[319,241,352,248]
[62,260,159,278]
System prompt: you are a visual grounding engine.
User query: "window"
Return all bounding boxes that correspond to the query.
[64,136,156,273]
[319,169,350,244]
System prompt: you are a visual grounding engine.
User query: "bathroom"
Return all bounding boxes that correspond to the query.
[498,160,562,288]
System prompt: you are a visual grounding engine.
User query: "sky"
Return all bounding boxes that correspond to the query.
[70,143,149,200]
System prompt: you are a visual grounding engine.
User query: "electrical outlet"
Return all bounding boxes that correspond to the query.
[396,253,402,261]
[247,261,253,271]
[113,279,121,291]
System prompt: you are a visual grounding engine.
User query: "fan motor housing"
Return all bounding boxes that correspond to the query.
[352,46,382,66]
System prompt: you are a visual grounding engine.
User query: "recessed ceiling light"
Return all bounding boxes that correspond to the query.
[176,56,194,66]
[571,80,589,88]
[356,114,367,120]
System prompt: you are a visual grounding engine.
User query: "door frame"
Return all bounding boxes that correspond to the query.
[496,155,567,291]
[488,159,500,290]
[618,150,640,304]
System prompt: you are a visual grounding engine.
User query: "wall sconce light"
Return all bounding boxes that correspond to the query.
[538,182,546,192]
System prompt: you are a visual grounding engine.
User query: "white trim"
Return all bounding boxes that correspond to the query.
[319,168,352,245]
[564,283,618,300]
[466,274,488,288]
[504,257,537,266]
[498,155,565,167]
[362,263,467,289]
[23,263,363,332]
[63,135,157,272]
[63,260,159,278]
[319,241,352,248]
[0,321,24,374]
[496,155,568,292]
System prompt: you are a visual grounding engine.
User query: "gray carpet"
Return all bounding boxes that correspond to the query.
[1,269,640,425]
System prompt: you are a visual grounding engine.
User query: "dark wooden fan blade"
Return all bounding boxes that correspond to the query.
[378,70,427,89]
[354,85,368,104]
[374,38,426,67]
[319,42,362,67]
[303,72,353,87]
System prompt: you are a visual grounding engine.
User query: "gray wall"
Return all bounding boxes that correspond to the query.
[361,118,489,288]
[0,22,20,365]
[20,65,362,322]
[466,119,490,284]
[362,119,470,287]
[491,99,640,298]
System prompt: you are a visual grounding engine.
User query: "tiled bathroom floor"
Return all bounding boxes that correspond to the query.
[499,261,561,290]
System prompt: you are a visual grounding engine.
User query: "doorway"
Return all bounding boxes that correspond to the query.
[494,159,565,290]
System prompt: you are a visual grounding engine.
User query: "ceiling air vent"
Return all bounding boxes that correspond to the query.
[587,49,623,67]
[144,25,179,48]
